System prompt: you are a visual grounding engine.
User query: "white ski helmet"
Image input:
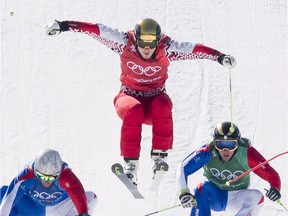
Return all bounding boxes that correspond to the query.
[34,148,62,175]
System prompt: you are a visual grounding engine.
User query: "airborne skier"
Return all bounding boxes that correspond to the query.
[46,18,236,186]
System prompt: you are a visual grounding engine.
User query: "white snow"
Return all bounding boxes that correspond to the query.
[0,0,287,215]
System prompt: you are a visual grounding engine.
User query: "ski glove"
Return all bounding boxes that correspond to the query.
[46,20,69,36]
[77,214,90,216]
[179,191,197,208]
[266,187,281,201]
[217,54,236,68]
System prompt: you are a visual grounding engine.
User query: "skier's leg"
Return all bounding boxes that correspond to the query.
[0,185,8,203]
[86,191,98,215]
[47,191,98,216]
[225,189,263,216]
[114,93,144,158]
[114,93,143,184]
[191,181,227,216]
[250,201,264,216]
[144,93,172,175]
[150,93,173,151]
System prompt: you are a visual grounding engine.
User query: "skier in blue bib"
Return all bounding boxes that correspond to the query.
[0,149,97,216]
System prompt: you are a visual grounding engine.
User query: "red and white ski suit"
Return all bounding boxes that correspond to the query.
[62,21,225,158]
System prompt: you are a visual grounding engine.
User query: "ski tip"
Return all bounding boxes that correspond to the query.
[111,163,124,173]
[155,162,169,172]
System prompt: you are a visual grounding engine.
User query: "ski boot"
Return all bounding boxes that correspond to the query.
[151,149,169,174]
[123,158,139,186]
[150,150,169,190]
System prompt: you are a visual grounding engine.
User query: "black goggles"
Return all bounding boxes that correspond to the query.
[214,140,238,151]
[136,39,158,49]
[35,170,59,182]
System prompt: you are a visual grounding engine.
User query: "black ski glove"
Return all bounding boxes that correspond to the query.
[77,213,90,216]
[58,21,69,31]
[266,187,281,201]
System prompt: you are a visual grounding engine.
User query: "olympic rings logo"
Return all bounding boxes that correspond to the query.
[33,190,62,200]
[210,168,244,181]
[127,61,162,77]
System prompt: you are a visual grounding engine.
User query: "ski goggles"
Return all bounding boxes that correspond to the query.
[136,38,158,49]
[35,170,59,182]
[214,140,238,152]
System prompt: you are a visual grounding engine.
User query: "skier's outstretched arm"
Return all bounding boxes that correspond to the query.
[166,39,236,68]
[46,20,127,54]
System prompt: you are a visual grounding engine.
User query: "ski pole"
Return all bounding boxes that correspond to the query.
[144,204,181,216]
[225,151,288,185]
[10,11,45,29]
[276,200,288,212]
[228,67,235,133]
[264,189,288,212]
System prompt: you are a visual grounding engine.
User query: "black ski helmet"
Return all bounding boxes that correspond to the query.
[213,122,241,140]
[134,18,161,42]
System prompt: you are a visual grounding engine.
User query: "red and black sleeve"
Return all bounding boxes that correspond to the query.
[247,146,281,191]
[193,44,223,57]
[60,21,100,35]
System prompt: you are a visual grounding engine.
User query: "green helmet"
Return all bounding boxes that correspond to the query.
[213,122,241,140]
[134,18,161,42]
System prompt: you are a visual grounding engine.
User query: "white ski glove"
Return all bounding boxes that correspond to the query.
[46,20,61,36]
[179,189,197,208]
[218,54,236,68]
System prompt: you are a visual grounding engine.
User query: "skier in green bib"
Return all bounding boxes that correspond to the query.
[176,122,281,216]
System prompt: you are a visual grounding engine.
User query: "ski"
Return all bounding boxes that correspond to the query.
[111,163,144,199]
[149,161,169,191]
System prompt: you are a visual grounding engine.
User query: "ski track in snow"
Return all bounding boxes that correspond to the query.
[1,0,287,215]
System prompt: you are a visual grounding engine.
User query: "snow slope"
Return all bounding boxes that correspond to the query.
[0,0,287,215]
